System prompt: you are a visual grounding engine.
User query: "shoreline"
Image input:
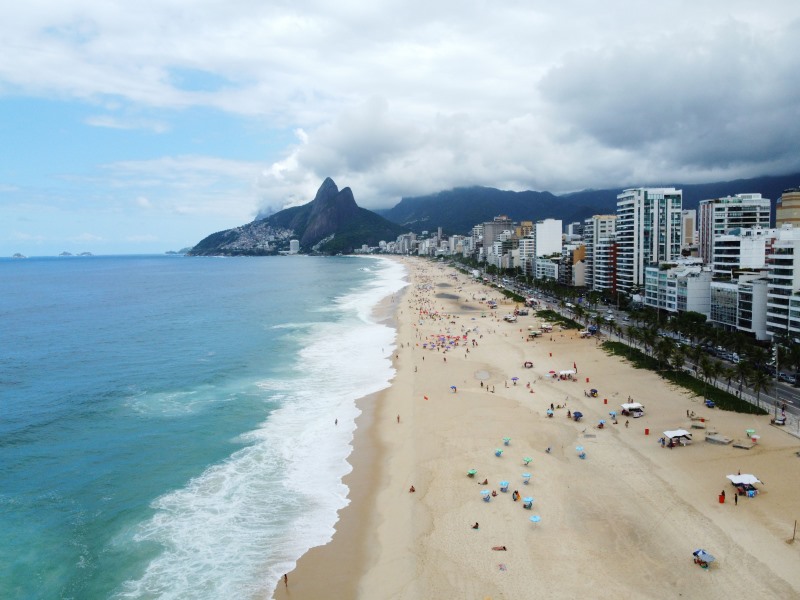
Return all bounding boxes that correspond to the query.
[272,257,410,599]
[274,257,800,599]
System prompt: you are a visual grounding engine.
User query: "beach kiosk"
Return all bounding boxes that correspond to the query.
[663,429,693,447]
[620,402,645,418]
[726,474,761,497]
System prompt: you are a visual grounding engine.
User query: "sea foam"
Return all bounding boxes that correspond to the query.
[115,257,407,599]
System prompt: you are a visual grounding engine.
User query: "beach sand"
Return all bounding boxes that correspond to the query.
[274,257,800,599]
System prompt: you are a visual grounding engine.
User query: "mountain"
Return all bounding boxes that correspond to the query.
[377,172,800,234]
[188,178,407,256]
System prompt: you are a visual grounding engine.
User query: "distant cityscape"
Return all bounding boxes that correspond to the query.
[366,187,800,345]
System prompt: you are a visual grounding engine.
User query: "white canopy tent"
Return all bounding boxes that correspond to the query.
[726,474,761,486]
[621,402,645,417]
[664,429,692,440]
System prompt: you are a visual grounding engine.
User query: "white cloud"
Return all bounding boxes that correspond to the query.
[2,0,800,241]
[135,196,152,208]
[85,115,169,133]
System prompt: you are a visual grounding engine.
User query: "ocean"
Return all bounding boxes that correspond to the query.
[0,254,407,599]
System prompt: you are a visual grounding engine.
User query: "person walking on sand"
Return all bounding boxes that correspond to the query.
[734,493,738,506]
[397,414,400,424]
[284,574,288,588]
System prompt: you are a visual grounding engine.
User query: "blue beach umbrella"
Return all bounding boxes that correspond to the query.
[529,515,541,524]
[495,448,503,456]
[523,497,533,503]
[576,446,584,452]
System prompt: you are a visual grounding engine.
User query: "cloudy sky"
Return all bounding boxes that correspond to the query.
[2,1,799,255]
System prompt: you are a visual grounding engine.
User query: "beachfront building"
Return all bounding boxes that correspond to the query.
[289,239,300,254]
[712,227,776,279]
[698,194,771,265]
[518,236,536,278]
[766,224,800,341]
[681,209,697,251]
[616,188,683,295]
[583,214,616,291]
[643,259,711,316]
[709,271,770,340]
[535,255,559,281]
[776,188,800,227]
[535,219,563,257]
[558,243,586,287]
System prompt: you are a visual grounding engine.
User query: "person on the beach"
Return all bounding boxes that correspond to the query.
[625,420,629,428]
[480,478,488,485]
[335,418,338,425]
[397,414,400,423]
[283,574,288,588]
[472,522,479,529]
[409,485,415,493]
[492,546,507,551]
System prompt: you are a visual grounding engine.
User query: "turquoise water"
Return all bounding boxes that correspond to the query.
[0,255,406,599]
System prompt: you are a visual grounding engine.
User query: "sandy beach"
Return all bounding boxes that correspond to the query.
[275,257,800,599]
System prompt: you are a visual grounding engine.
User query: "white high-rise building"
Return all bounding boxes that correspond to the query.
[766,225,800,341]
[289,239,300,254]
[711,226,776,279]
[698,194,771,264]
[616,188,683,294]
[534,219,562,257]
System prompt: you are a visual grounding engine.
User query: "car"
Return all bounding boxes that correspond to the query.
[779,372,796,384]
[622,316,630,322]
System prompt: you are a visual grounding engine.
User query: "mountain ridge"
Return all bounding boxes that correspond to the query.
[189,178,407,256]
[377,172,800,234]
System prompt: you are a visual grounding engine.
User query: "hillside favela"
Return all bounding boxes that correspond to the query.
[3,3,800,600]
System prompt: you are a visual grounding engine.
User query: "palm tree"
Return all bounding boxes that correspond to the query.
[671,345,686,373]
[734,360,752,393]
[698,355,715,397]
[654,338,674,371]
[748,368,772,410]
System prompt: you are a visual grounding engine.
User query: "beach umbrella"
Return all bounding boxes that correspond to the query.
[590,389,598,394]
[599,420,606,425]
[523,457,532,465]
[548,370,556,374]
[503,437,511,445]
[546,409,553,416]
[481,490,491,496]
[467,469,477,477]
[511,376,519,382]
[573,411,583,419]
[609,411,617,418]
[576,446,584,452]
[522,472,531,484]
[529,515,541,524]
[450,385,457,390]
[495,448,503,457]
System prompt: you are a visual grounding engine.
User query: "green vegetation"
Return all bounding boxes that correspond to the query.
[535,309,581,330]
[602,341,767,415]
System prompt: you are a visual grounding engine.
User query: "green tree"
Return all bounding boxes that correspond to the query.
[748,368,773,410]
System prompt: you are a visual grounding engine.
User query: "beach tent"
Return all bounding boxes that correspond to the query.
[726,474,761,486]
[664,430,693,446]
[559,369,576,376]
[620,402,645,417]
